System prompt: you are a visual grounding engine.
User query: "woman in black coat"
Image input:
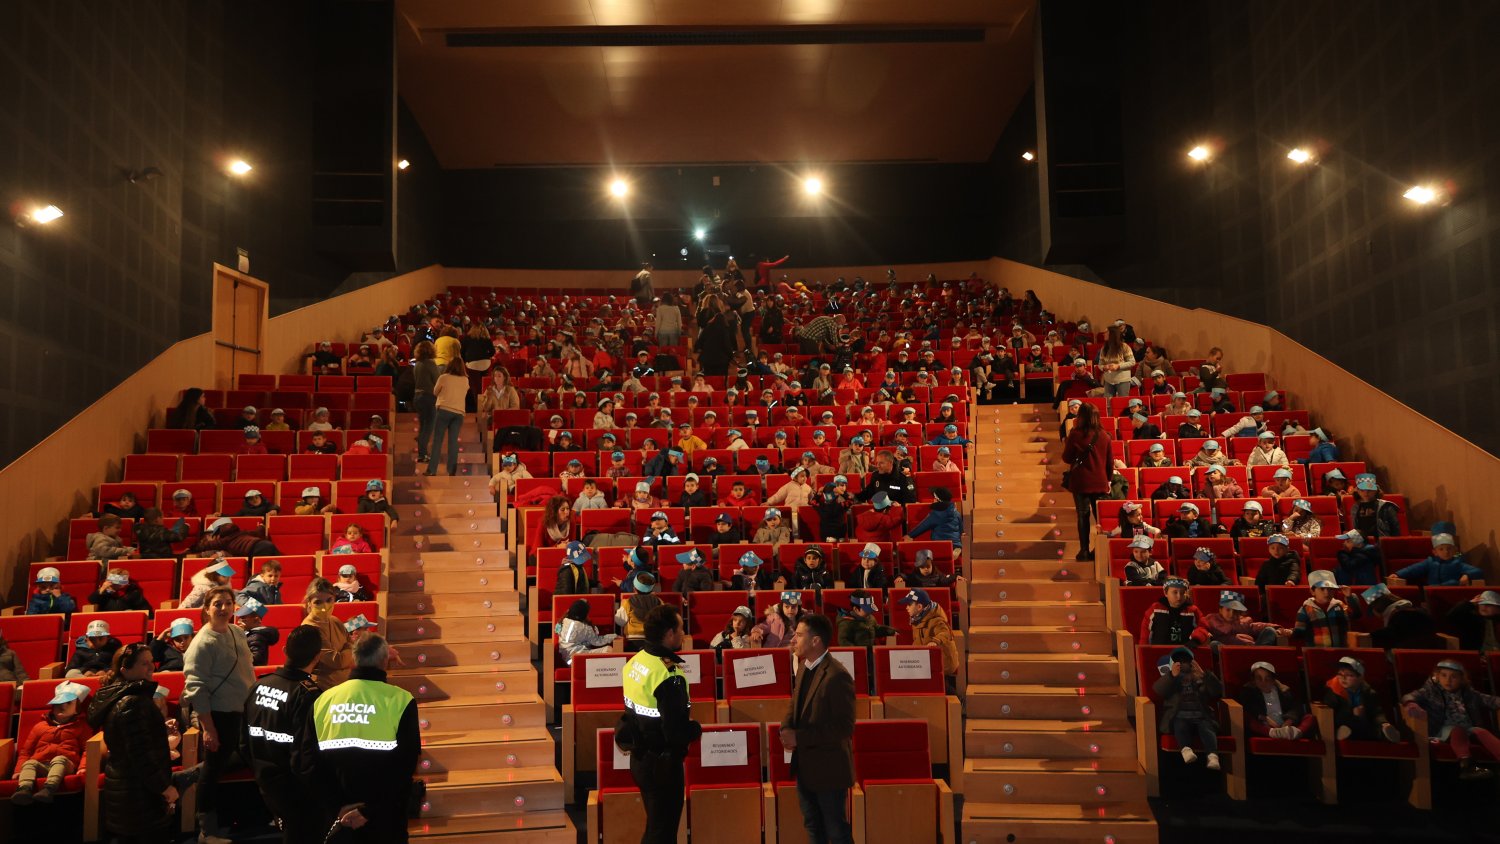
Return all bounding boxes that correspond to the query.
[87,641,177,842]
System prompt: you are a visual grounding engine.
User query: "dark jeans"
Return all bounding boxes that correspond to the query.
[260,782,330,844]
[1172,716,1219,753]
[1072,492,1104,555]
[796,780,853,844]
[199,710,243,813]
[427,408,464,476]
[414,393,436,458]
[631,751,685,844]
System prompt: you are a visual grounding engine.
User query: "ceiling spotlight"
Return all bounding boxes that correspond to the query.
[397,159,410,171]
[803,177,823,196]
[1187,145,1211,162]
[1021,151,1035,162]
[693,227,706,241]
[20,205,64,226]
[227,159,253,176]
[1403,185,1438,205]
[609,178,629,198]
[1286,148,1313,164]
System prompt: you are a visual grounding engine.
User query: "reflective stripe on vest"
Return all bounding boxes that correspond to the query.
[622,651,687,719]
[313,679,412,752]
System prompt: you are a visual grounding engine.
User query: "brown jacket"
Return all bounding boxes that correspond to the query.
[782,652,856,790]
[910,604,960,676]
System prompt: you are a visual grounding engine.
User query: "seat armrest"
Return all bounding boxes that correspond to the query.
[1114,630,1136,696]
[1224,699,1247,800]
[40,661,63,679]
[936,779,957,844]
[0,737,14,778]
[1437,633,1459,650]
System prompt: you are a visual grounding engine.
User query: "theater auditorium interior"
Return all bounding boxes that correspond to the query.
[2,1,1499,842]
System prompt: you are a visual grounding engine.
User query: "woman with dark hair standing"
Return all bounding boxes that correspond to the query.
[89,641,178,843]
[1062,403,1113,562]
[412,340,441,462]
[1096,325,1137,398]
[169,388,216,430]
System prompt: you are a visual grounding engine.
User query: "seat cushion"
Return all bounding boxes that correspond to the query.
[1248,737,1325,756]
[1336,739,1419,760]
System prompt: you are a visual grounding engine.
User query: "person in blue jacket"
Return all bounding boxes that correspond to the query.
[1300,428,1340,465]
[1389,533,1482,586]
[928,424,971,448]
[27,567,78,615]
[906,487,964,559]
[1332,529,1383,586]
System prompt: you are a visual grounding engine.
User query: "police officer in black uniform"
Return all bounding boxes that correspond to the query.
[619,605,702,844]
[243,625,328,843]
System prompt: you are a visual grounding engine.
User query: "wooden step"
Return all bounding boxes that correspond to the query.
[968,581,1102,603]
[392,668,538,701]
[968,492,1071,510]
[395,488,497,505]
[962,801,1157,844]
[970,558,1091,580]
[388,549,512,572]
[420,720,553,748]
[418,698,545,729]
[387,615,527,642]
[963,762,1149,804]
[399,516,507,536]
[968,601,1105,627]
[966,726,1138,762]
[421,737,557,771]
[393,532,507,553]
[973,441,1063,457]
[410,810,576,843]
[967,653,1119,687]
[967,626,1114,654]
[971,507,1075,524]
[971,537,1077,559]
[420,768,564,816]
[964,685,1130,722]
[387,590,521,616]
[389,569,516,595]
[407,502,501,519]
[400,638,532,668]
[968,518,1076,541]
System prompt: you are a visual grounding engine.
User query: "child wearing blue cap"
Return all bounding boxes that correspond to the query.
[671,549,716,596]
[790,546,835,591]
[1348,474,1402,539]
[90,567,152,613]
[1185,548,1229,586]
[1122,535,1167,587]
[9,680,91,804]
[151,617,196,671]
[1293,571,1352,646]
[711,606,760,652]
[66,619,121,678]
[1402,660,1500,780]
[755,592,808,648]
[837,590,897,648]
[640,511,683,547]
[234,596,279,666]
[727,551,780,592]
[180,556,237,609]
[554,541,598,596]
[1388,533,1481,587]
[752,508,792,550]
[1253,534,1302,587]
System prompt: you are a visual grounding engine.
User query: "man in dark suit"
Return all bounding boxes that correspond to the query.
[781,614,856,844]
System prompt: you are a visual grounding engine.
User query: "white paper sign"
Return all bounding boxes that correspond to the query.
[784,749,793,764]
[613,742,631,770]
[678,653,702,686]
[890,649,933,680]
[700,730,749,768]
[831,650,856,678]
[584,656,628,689]
[733,653,778,688]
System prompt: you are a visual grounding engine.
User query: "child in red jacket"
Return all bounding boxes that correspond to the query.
[855,491,905,543]
[11,681,93,804]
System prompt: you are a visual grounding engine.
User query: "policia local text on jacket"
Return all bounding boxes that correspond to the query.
[620,641,703,844]
[243,663,325,842]
[313,665,420,842]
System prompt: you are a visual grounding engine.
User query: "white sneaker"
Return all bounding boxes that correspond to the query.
[1268,726,1287,740]
[1180,746,1198,764]
[1285,726,1302,740]
[1335,725,1352,741]
[1381,723,1401,743]
[1206,753,1221,771]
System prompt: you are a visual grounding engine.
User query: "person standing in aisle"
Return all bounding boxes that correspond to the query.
[620,605,702,844]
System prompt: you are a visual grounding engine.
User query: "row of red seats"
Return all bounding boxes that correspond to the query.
[224,374,390,393]
[1119,584,1495,642]
[69,510,389,559]
[137,429,389,461]
[114,453,390,486]
[1106,535,1434,583]
[0,600,378,681]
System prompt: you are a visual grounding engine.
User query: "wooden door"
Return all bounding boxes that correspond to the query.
[211,264,269,390]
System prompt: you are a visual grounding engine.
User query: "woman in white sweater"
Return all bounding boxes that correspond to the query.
[427,357,471,477]
[183,586,255,837]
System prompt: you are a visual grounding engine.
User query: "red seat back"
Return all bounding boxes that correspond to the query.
[853,719,931,785]
[873,645,946,696]
[570,653,632,710]
[721,648,794,700]
[685,723,764,789]
[0,615,64,679]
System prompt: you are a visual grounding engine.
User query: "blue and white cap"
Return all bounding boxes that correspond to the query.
[168,617,196,638]
[1309,570,1338,589]
[1193,547,1217,563]
[764,508,782,520]
[1273,467,1293,479]
[860,543,881,559]
[1219,591,1248,611]
[780,591,802,605]
[649,510,668,521]
[106,572,129,586]
[676,549,703,566]
[1267,533,1290,547]
[565,540,593,564]
[738,551,763,569]
[344,613,375,633]
[1354,473,1378,492]
[235,596,266,617]
[850,593,876,612]
[48,681,92,706]
[1129,534,1155,550]
[365,479,385,491]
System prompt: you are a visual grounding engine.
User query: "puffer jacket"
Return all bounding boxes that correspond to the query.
[908,500,963,547]
[86,532,133,561]
[1402,677,1500,731]
[555,616,616,662]
[88,679,172,836]
[909,604,960,676]
[17,712,92,770]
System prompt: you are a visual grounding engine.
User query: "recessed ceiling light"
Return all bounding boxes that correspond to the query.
[1187,145,1211,162]
[228,159,253,176]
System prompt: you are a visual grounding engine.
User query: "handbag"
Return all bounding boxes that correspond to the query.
[1060,429,1099,492]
